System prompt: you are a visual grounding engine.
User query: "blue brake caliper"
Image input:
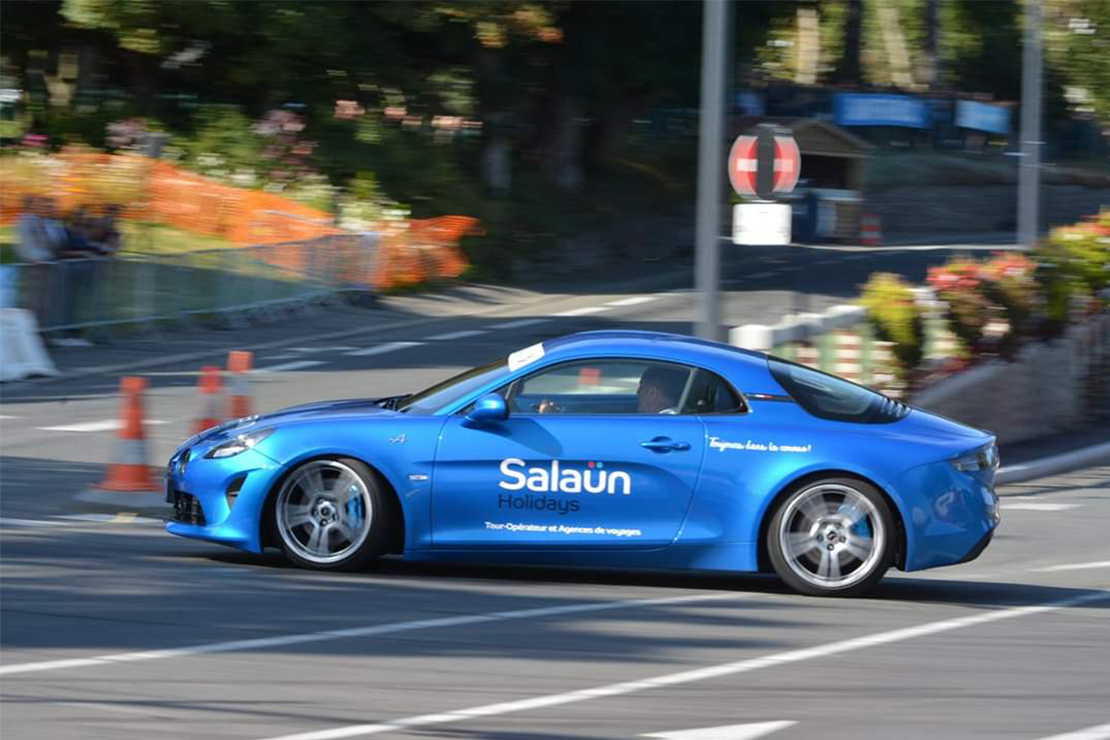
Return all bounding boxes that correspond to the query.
[346,488,365,530]
[838,502,872,539]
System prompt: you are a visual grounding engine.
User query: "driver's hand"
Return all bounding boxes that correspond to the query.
[537,399,559,414]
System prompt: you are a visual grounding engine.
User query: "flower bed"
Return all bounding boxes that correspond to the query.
[865,210,1110,440]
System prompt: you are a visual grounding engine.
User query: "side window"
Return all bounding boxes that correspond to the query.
[507,359,695,415]
[680,369,747,414]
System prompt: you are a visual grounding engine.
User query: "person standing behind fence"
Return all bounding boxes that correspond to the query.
[82,203,123,343]
[52,205,104,346]
[15,195,65,329]
[87,204,123,255]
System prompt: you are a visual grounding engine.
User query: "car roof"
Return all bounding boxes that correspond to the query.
[540,330,768,372]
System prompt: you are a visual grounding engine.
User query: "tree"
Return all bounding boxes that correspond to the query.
[833,0,863,84]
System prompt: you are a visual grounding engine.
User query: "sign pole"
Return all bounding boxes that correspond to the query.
[695,0,729,341]
[1017,0,1042,250]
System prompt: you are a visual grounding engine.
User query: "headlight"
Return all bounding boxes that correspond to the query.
[951,443,999,472]
[204,428,275,459]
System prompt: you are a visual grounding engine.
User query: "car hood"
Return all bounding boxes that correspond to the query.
[192,398,396,447]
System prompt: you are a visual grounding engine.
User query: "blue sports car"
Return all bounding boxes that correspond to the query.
[166,330,1000,596]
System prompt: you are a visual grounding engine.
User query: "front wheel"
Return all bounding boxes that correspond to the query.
[273,458,391,571]
[767,477,894,597]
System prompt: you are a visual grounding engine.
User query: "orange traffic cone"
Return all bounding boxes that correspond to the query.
[226,350,253,419]
[194,365,224,433]
[860,214,883,246]
[98,376,159,492]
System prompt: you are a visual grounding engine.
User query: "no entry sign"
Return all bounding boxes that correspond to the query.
[728,125,801,200]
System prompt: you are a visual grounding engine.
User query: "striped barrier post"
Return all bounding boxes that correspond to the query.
[97,376,159,492]
[226,350,253,419]
[194,365,224,434]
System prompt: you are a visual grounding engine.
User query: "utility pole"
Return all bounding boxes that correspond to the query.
[695,0,730,340]
[1017,0,1043,250]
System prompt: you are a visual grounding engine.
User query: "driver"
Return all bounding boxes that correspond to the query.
[637,366,686,414]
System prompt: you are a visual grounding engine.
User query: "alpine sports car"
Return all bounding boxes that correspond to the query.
[166,330,1000,596]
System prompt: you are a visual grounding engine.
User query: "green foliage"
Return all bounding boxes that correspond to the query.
[860,272,925,380]
[179,105,263,178]
[942,1,1022,101]
[1045,0,1110,125]
[1033,211,1110,330]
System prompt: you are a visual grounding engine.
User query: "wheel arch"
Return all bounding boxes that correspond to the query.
[260,454,406,555]
[754,468,908,573]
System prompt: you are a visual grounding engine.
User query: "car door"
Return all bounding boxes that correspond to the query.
[431,358,707,549]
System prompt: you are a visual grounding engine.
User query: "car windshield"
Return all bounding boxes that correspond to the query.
[768,357,907,424]
[396,356,509,414]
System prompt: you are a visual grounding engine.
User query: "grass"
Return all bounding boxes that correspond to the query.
[117,221,239,254]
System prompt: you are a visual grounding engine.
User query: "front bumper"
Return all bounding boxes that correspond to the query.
[164,445,282,553]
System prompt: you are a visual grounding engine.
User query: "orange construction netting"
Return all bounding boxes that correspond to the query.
[1,152,475,287]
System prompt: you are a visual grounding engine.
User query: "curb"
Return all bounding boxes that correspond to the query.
[996,441,1110,488]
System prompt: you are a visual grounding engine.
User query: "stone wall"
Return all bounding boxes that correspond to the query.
[870,184,1109,236]
[910,314,1110,444]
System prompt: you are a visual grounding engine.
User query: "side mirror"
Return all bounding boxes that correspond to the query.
[466,393,508,423]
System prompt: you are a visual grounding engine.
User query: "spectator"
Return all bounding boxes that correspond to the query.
[86,204,123,255]
[15,195,65,328]
[53,204,103,346]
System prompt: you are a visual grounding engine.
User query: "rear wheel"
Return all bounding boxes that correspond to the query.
[767,477,894,597]
[273,458,391,571]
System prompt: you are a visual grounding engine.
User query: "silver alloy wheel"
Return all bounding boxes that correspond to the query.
[777,482,885,590]
[276,460,374,565]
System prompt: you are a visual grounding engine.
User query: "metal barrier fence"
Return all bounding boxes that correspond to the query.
[0,234,379,336]
[731,296,962,398]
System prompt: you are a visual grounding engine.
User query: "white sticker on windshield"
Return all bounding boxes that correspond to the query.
[508,342,545,371]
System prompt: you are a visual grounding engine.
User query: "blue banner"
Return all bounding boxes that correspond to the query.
[834,93,932,129]
[955,100,1011,134]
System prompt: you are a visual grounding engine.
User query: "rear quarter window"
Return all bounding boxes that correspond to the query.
[768,358,908,424]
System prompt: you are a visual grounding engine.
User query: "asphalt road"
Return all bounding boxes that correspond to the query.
[1,468,1107,740]
[2,243,1108,739]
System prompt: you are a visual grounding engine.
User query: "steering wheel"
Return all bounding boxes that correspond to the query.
[533,398,564,414]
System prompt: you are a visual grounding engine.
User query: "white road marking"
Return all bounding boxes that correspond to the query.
[1031,723,1110,740]
[0,415,18,420]
[288,347,355,353]
[554,306,609,317]
[605,296,658,307]
[425,329,487,341]
[642,721,795,740]
[748,271,778,279]
[345,341,423,357]
[38,420,169,433]
[489,318,549,330]
[1032,560,1110,573]
[252,589,1110,740]
[0,592,737,677]
[0,518,73,528]
[256,360,326,373]
[1002,502,1081,512]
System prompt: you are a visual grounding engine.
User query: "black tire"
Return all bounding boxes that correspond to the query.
[767,477,894,597]
[272,457,394,571]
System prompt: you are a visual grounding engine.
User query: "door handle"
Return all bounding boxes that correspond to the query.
[640,438,690,452]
